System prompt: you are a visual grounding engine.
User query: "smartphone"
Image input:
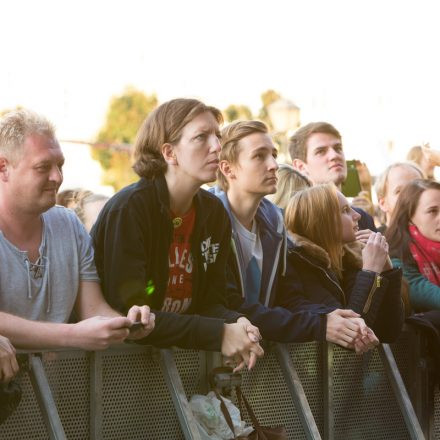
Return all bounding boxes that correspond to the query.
[129,321,143,333]
[341,160,362,197]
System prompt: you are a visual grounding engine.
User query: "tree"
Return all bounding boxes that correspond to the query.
[258,89,281,129]
[223,104,253,123]
[93,87,158,191]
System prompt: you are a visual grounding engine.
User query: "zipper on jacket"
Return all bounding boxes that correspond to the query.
[362,273,382,314]
[293,251,347,306]
[231,235,245,296]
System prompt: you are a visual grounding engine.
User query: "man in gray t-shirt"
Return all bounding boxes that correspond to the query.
[0,109,155,352]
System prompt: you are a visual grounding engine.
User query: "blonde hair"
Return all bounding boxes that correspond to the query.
[0,109,55,165]
[267,164,311,210]
[374,162,424,200]
[285,184,343,277]
[217,120,268,191]
[406,145,425,166]
[132,98,223,179]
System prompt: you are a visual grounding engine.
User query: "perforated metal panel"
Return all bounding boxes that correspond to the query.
[101,349,184,440]
[174,349,205,397]
[332,346,410,440]
[0,334,433,440]
[0,370,48,439]
[233,344,312,440]
[434,385,440,439]
[44,352,90,439]
[288,342,324,434]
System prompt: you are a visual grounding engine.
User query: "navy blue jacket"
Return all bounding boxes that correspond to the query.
[211,187,336,342]
[276,234,404,342]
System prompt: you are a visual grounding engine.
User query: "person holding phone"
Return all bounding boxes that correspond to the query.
[0,109,154,352]
[288,122,376,237]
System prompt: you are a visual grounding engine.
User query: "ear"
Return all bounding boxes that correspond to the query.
[0,157,10,182]
[292,158,309,176]
[218,160,235,181]
[378,196,388,214]
[161,143,177,165]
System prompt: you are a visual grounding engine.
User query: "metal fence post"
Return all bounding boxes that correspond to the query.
[28,354,67,440]
[160,349,202,440]
[275,343,322,439]
[322,341,334,440]
[89,351,103,440]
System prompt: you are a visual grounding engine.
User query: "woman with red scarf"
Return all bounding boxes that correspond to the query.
[387,179,440,310]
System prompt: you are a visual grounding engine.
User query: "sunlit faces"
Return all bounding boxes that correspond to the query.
[337,192,361,243]
[225,133,278,197]
[297,133,347,186]
[171,111,221,185]
[379,165,422,223]
[4,133,64,215]
[411,189,440,241]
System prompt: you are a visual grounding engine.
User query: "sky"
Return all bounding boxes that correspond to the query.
[2,0,440,188]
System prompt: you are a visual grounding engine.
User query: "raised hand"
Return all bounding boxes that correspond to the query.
[362,232,389,273]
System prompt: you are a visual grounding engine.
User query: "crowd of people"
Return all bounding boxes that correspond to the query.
[0,99,439,422]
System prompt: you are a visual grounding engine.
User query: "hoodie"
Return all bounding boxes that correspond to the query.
[211,186,330,342]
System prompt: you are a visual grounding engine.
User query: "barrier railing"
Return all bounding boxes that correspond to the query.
[0,331,436,440]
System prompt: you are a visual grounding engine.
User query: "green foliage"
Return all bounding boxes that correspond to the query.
[93,87,158,191]
[223,104,253,122]
[258,89,281,128]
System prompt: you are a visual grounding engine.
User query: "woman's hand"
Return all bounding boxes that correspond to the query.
[362,232,389,273]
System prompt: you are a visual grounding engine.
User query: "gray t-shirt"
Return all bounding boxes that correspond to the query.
[0,206,99,322]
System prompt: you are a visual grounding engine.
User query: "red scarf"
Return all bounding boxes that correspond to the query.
[409,224,440,285]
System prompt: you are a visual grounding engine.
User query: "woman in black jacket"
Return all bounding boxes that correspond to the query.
[92,98,263,370]
[276,184,404,352]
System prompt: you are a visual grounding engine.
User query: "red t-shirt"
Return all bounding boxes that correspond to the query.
[161,206,196,313]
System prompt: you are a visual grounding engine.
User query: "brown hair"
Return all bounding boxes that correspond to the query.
[285,184,343,277]
[387,179,440,264]
[132,98,223,179]
[217,120,268,191]
[288,122,341,163]
[267,164,311,210]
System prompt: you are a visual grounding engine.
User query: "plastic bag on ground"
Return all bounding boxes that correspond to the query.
[190,391,254,439]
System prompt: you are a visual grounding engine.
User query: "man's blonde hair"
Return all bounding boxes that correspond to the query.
[267,164,311,210]
[217,120,268,191]
[285,184,343,278]
[0,109,55,164]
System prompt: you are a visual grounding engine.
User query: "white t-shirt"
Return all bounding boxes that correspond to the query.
[232,214,263,304]
[0,206,100,322]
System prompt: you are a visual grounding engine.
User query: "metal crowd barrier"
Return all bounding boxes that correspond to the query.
[0,330,436,439]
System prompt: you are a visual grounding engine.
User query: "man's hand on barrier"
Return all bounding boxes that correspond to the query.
[70,316,132,350]
[326,309,365,349]
[221,322,264,372]
[0,335,19,384]
[125,305,156,340]
[353,327,379,354]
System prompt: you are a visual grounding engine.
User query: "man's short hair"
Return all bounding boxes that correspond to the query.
[288,122,341,163]
[0,109,55,165]
[375,162,424,200]
[217,120,268,191]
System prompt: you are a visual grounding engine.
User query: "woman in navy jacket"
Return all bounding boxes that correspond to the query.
[276,184,404,350]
